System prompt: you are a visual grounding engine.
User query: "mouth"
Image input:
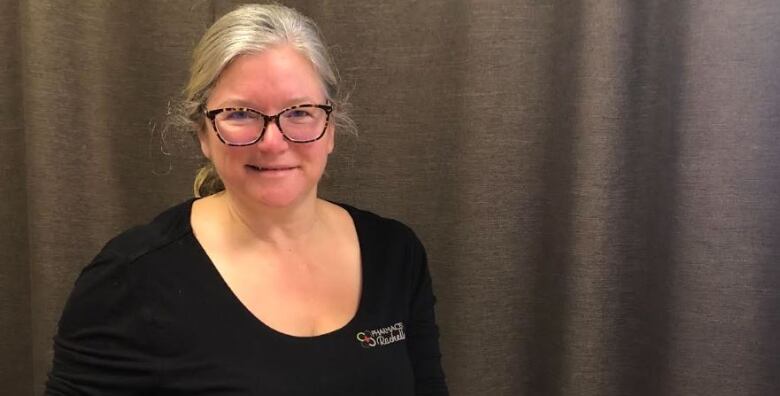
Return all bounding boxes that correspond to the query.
[245,164,298,173]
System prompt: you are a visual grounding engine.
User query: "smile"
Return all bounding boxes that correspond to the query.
[245,164,298,173]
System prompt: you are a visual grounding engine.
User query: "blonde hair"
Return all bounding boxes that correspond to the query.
[175,4,355,197]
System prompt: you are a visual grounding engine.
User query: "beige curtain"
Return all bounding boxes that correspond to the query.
[2,1,778,395]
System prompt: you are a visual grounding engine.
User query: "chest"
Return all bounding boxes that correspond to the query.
[150,232,417,395]
[210,238,362,337]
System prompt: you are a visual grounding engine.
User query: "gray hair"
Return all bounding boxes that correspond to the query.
[176,4,354,197]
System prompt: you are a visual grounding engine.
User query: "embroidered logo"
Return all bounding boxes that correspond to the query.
[356,322,406,348]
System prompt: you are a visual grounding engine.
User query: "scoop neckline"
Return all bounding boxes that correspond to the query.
[185,198,367,341]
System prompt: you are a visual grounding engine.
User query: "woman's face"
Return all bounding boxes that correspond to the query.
[200,45,334,208]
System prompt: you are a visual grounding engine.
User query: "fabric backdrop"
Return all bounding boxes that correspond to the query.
[2,1,778,395]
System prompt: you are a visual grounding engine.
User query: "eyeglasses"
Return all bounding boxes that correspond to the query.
[204,103,333,146]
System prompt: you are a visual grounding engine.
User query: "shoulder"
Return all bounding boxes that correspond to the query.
[334,202,421,246]
[93,199,195,267]
[332,202,428,287]
[57,199,195,334]
[70,199,195,292]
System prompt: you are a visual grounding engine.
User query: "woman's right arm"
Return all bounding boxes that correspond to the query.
[46,248,161,395]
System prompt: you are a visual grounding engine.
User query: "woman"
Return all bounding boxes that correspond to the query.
[46,4,448,395]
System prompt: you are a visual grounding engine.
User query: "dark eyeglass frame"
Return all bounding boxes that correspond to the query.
[203,103,333,146]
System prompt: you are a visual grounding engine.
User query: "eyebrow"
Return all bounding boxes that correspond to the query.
[217,99,256,108]
[215,96,323,110]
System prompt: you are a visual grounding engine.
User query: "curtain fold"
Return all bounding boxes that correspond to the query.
[1,0,32,395]
[2,1,778,395]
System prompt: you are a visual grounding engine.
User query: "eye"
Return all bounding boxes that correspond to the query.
[224,110,253,120]
[284,108,315,119]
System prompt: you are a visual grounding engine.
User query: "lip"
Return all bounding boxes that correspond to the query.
[245,164,299,172]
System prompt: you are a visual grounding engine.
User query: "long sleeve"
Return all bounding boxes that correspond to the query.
[406,234,449,396]
[46,247,161,395]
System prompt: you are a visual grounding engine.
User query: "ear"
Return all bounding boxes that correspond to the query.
[198,126,212,160]
[326,123,335,154]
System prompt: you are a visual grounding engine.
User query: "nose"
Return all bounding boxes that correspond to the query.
[255,119,289,153]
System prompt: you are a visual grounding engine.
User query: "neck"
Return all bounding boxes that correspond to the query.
[216,190,323,251]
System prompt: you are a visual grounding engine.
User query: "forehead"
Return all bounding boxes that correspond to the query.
[208,45,325,109]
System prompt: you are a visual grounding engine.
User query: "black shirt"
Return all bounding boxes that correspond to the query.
[46,200,448,395]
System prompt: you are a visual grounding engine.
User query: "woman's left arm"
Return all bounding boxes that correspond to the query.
[406,234,450,396]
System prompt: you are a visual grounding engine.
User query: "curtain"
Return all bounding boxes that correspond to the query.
[2,1,778,395]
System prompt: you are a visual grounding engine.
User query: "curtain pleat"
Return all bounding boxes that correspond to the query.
[1,0,32,394]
